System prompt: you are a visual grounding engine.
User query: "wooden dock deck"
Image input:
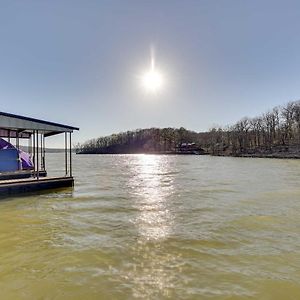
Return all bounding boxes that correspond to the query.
[0,176,74,197]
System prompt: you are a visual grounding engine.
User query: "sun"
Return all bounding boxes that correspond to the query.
[140,54,164,93]
[142,69,163,93]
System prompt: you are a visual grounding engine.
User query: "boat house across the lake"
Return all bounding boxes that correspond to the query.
[0,111,79,197]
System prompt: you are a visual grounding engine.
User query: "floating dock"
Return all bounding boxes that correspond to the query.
[0,111,79,197]
[0,176,74,196]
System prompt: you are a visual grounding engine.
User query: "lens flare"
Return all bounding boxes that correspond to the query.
[140,51,164,93]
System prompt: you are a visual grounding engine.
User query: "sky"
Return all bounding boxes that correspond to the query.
[1,0,300,147]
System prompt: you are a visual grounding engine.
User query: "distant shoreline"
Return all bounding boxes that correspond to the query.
[76,151,300,159]
[221,153,300,159]
[20,146,75,154]
[77,101,300,162]
[76,151,208,155]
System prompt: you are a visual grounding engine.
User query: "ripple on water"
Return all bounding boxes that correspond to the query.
[0,154,300,299]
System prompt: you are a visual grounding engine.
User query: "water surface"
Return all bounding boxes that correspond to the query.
[0,154,300,299]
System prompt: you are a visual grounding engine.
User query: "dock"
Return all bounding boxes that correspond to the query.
[0,176,74,196]
[0,111,79,197]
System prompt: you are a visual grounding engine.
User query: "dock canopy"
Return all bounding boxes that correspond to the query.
[0,111,79,180]
[0,111,79,138]
[0,111,79,195]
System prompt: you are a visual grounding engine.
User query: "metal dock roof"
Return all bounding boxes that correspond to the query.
[0,111,79,138]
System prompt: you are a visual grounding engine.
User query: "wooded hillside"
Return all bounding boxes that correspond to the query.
[77,100,300,157]
[76,127,202,154]
[208,100,300,157]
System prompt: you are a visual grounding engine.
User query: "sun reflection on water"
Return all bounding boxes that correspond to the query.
[129,154,175,241]
[126,154,180,298]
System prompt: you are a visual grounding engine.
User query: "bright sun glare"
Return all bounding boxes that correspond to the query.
[141,53,164,93]
[142,69,163,92]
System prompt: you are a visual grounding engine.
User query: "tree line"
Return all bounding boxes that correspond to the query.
[76,100,300,156]
[76,127,203,154]
[207,100,300,156]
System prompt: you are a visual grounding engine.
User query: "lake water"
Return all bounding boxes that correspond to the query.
[0,154,300,299]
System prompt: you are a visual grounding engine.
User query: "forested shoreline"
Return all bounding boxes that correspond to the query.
[76,100,300,158]
[76,127,204,154]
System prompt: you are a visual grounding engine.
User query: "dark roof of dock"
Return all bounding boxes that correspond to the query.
[0,111,79,137]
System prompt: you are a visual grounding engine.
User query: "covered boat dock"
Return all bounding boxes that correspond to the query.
[0,112,79,196]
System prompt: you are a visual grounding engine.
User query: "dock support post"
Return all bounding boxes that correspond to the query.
[43,134,46,171]
[37,130,39,180]
[33,131,36,178]
[40,134,43,171]
[65,132,68,176]
[69,132,72,177]
[16,131,20,170]
[16,131,19,150]
[29,133,32,156]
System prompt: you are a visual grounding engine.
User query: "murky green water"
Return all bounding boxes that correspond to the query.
[1,154,300,299]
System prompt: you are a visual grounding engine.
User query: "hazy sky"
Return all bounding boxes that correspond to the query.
[1,0,300,146]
